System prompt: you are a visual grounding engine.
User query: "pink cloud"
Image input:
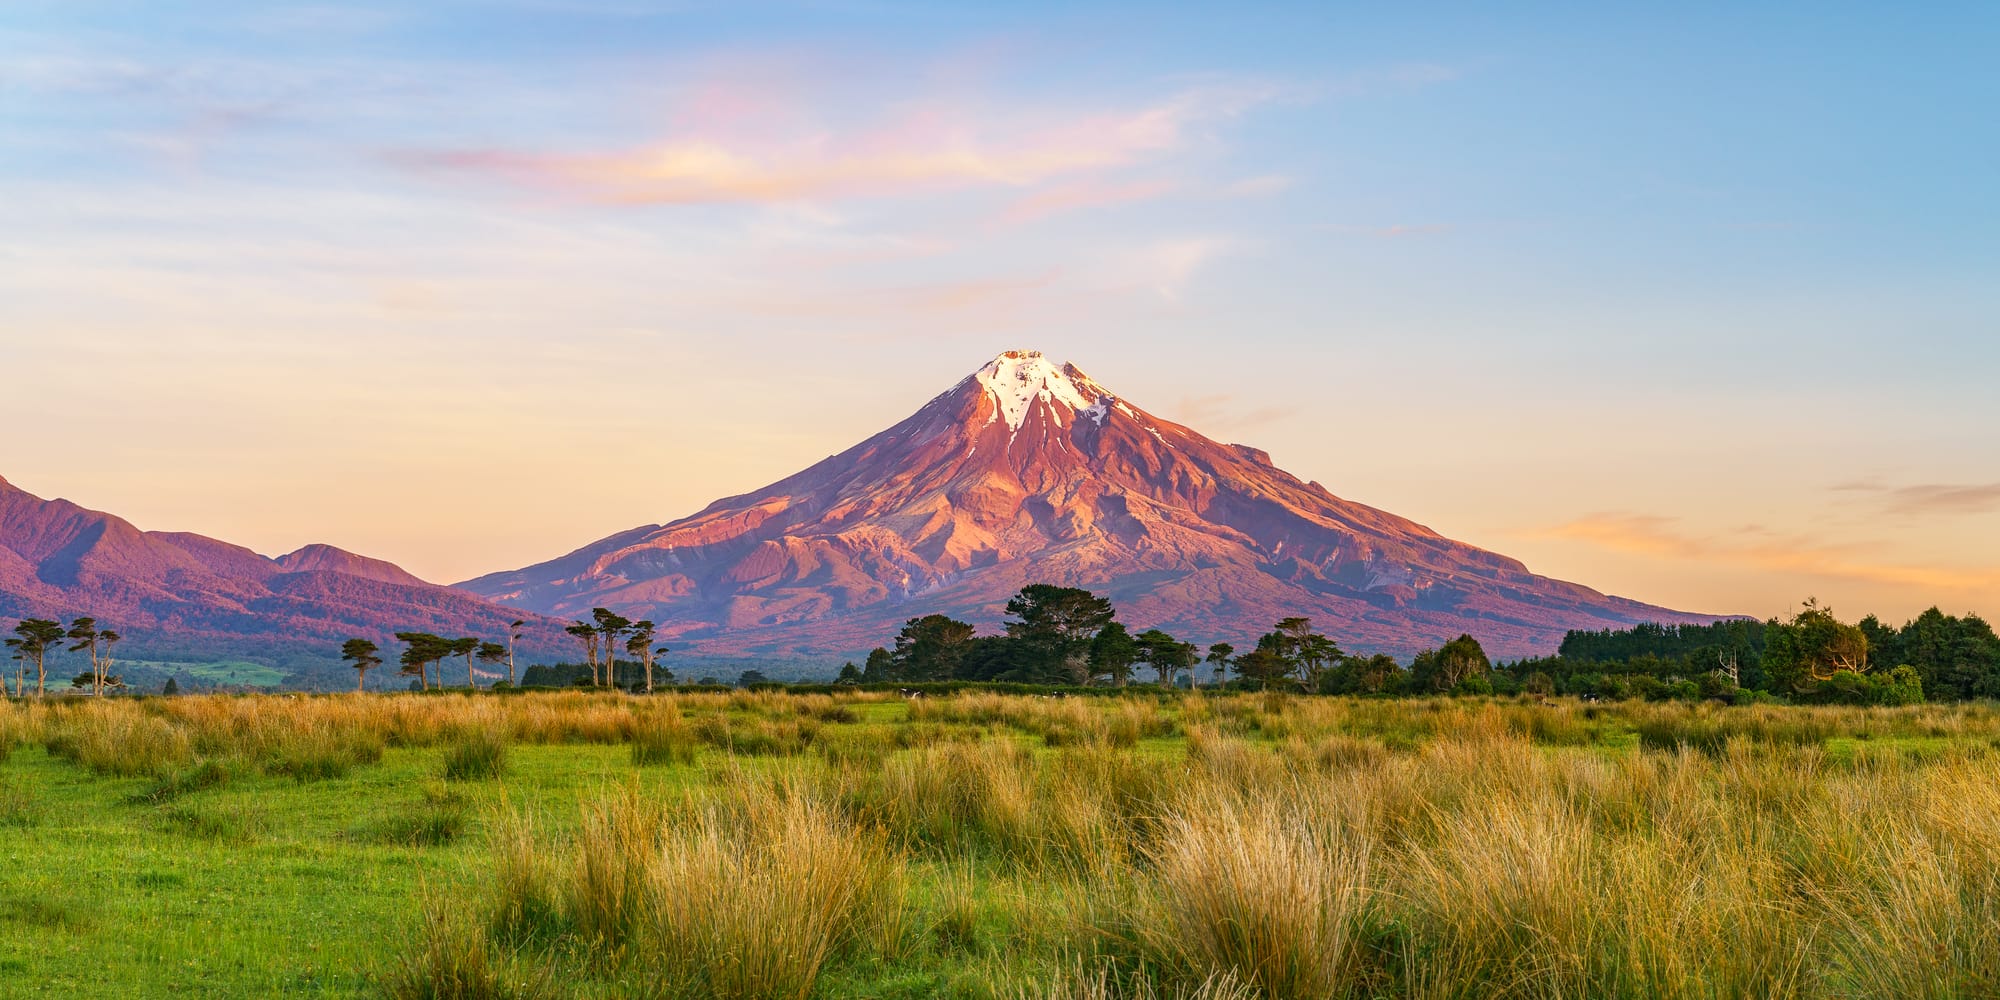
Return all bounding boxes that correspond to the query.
[401,83,1276,206]
[1000,178,1179,224]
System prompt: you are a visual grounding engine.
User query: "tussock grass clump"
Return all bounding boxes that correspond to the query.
[694,714,818,756]
[629,710,698,766]
[640,792,900,998]
[813,726,896,769]
[1130,787,1372,999]
[382,895,549,1000]
[0,895,92,929]
[128,758,234,805]
[442,729,508,781]
[155,801,265,844]
[1022,965,1254,1000]
[364,787,469,848]
[45,706,191,777]
[266,725,385,782]
[475,783,904,999]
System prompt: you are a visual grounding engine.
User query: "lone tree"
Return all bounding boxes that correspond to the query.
[341,638,382,692]
[1766,599,1870,693]
[591,608,631,687]
[66,618,106,696]
[1003,584,1116,685]
[1136,629,1198,688]
[890,615,977,682]
[1234,639,1291,691]
[1273,617,1341,691]
[6,618,64,698]
[477,641,509,685]
[100,629,121,691]
[504,619,525,686]
[446,636,481,689]
[624,620,662,692]
[395,632,451,691]
[1411,634,1491,693]
[564,622,600,684]
[1089,621,1138,686]
[1205,642,1235,689]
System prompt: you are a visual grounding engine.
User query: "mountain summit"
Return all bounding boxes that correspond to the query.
[461,350,1716,657]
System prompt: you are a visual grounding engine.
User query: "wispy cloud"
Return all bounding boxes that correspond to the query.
[1318,222,1453,238]
[399,82,1279,206]
[1170,393,1298,432]
[1111,236,1238,301]
[1538,512,1999,592]
[1833,479,2000,516]
[999,178,1178,224]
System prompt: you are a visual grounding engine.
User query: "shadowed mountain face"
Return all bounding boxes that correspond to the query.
[0,475,559,674]
[461,351,1720,659]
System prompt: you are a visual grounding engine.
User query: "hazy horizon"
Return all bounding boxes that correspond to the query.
[4,3,1996,626]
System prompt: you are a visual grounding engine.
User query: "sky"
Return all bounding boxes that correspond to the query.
[2,1,1997,626]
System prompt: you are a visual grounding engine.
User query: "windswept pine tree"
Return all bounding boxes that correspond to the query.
[340,638,382,692]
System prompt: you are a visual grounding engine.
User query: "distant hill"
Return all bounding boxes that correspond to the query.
[0,475,562,688]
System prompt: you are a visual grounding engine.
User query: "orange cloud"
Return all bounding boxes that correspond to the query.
[1539,513,2000,592]
[402,83,1276,205]
[1835,480,2000,516]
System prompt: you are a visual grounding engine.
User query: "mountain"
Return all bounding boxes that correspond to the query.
[0,474,559,685]
[460,351,1720,660]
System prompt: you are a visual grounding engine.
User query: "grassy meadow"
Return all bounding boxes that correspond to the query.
[1,690,1998,999]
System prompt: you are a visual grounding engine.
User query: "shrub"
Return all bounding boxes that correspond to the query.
[442,730,508,781]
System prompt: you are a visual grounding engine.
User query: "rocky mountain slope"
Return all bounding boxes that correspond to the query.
[461,351,1717,659]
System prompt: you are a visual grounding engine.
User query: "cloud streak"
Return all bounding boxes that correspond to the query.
[1834,480,2000,516]
[1538,512,2000,592]
[400,83,1278,206]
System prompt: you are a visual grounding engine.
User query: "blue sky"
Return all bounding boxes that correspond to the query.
[3,1,1996,621]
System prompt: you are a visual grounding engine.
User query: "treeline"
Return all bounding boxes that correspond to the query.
[342,610,671,693]
[841,583,1502,696]
[849,586,2000,706]
[1511,601,2000,705]
[4,616,123,697]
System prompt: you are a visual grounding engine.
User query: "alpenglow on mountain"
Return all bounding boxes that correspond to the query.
[461,351,1716,658]
[0,474,564,683]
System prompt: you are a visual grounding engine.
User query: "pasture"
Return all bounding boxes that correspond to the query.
[1,690,1997,998]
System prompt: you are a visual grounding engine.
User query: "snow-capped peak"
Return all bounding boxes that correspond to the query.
[972,350,1110,429]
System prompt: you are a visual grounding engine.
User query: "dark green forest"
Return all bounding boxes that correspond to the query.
[840,586,2000,706]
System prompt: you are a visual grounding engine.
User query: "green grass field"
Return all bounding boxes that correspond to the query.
[122,660,289,689]
[2,690,1998,999]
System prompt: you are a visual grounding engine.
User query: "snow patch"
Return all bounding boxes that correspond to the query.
[973,350,1106,430]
